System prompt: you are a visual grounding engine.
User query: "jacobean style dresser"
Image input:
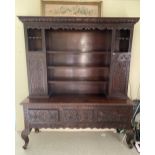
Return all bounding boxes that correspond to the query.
[18,16,139,149]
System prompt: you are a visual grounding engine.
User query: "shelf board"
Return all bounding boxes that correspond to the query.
[28,50,43,52]
[114,51,130,53]
[47,51,111,54]
[47,66,110,69]
[48,80,108,84]
[28,36,42,39]
[48,78,109,81]
[116,37,129,40]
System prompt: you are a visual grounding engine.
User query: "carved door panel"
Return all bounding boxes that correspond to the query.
[108,53,131,98]
[28,52,48,97]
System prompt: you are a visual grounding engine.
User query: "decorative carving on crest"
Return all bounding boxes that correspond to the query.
[19,16,139,24]
[18,16,139,30]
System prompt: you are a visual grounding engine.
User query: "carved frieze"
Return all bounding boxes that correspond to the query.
[63,109,94,122]
[18,16,139,30]
[28,110,59,123]
[19,16,139,24]
[96,109,127,122]
[63,109,79,122]
[79,110,93,122]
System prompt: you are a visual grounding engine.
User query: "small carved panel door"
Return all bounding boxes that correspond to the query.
[109,52,131,98]
[108,27,133,98]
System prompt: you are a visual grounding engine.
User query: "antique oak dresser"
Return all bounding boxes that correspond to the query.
[18,16,139,149]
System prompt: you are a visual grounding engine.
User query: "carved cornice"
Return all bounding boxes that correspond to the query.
[18,16,139,23]
[18,16,139,30]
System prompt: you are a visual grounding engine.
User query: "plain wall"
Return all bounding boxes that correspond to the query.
[15,0,140,131]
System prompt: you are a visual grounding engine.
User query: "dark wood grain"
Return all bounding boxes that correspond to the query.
[48,81,108,95]
[47,67,109,81]
[45,30,112,51]
[18,16,139,149]
[47,52,111,67]
[21,96,133,130]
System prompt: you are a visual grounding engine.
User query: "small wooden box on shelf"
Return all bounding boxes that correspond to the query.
[18,16,139,149]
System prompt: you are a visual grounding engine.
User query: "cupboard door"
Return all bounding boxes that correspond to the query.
[28,52,48,98]
[109,53,131,98]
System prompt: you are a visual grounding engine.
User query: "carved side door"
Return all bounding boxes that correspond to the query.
[108,52,131,98]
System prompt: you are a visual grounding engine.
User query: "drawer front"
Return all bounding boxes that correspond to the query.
[94,107,130,123]
[28,109,59,123]
[62,107,130,123]
[63,109,94,122]
[27,106,132,129]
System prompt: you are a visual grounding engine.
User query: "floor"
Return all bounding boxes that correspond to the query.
[16,130,139,155]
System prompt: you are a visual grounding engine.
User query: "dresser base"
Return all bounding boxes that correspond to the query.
[21,96,134,149]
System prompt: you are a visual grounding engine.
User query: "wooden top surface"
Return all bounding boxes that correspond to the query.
[21,95,133,105]
[18,16,139,24]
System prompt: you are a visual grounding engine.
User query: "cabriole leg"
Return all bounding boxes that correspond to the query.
[21,129,30,149]
[126,129,135,148]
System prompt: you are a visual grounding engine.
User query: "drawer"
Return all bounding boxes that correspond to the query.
[62,107,130,123]
[62,109,94,122]
[94,107,130,122]
[26,105,132,129]
[28,109,59,123]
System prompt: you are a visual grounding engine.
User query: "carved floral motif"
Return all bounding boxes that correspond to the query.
[63,109,94,122]
[28,110,59,123]
[28,53,47,96]
[96,110,127,122]
[79,110,93,122]
[63,109,79,122]
[110,53,131,96]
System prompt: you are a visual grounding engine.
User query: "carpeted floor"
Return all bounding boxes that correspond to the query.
[16,130,139,155]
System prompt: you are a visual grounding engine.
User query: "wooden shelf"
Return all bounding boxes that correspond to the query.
[48,80,108,83]
[25,94,131,104]
[48,78,109,82]
[46,52,111,67]
[21,17,138,98]
[116,37,129,40]
[47,51,111,54]
[28,36,42,39]
[47,65,110,69]
[28,50,43,52]
[48,80,108,95]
